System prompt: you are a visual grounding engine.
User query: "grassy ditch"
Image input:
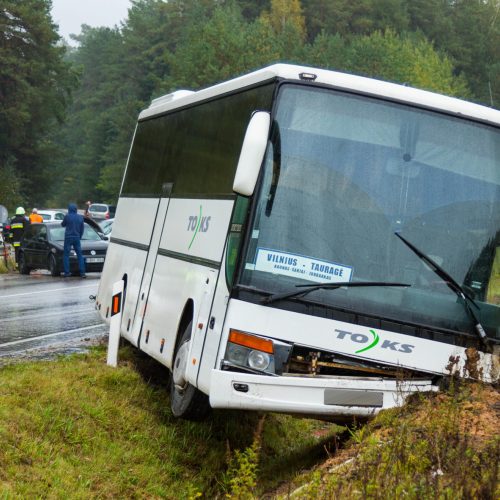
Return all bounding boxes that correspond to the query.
[0,346,343,498]
[0,255,15,273]
[279,380,499,499]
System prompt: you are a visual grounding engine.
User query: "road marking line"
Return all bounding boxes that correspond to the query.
[0,284,96,299]
[0,324,105,348]
[0,308,92,323]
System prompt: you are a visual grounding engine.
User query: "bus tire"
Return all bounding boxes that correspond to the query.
[170,319,211,420]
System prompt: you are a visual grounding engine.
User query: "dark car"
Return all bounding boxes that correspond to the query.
[18,220,108,276]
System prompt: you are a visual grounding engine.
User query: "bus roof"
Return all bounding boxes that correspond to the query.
[139,63,500,127]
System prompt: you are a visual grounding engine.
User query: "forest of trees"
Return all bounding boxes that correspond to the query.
[1,0,499,209]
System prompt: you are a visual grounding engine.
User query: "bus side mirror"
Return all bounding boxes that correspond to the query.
[233,111,271,196]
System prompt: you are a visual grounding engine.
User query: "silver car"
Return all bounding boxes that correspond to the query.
[88,203,116,221]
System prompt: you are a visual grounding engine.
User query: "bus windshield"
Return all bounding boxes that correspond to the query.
[240,84,500,337]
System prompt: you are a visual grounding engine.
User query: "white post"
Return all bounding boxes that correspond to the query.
[107,279,124,367]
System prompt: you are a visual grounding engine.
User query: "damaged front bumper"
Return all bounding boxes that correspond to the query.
[209,369,438,418]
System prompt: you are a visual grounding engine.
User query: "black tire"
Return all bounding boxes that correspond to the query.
[170,319,211,420]
[48,254,60,277]
[18,252,31,275]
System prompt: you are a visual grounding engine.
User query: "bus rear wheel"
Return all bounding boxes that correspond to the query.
[170,319,211,420]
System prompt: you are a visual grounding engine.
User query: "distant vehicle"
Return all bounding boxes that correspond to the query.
[99,218,114,239]
[38,209,66,222]
[18,220,108,276]
[88,203,116,220]
[0,204,8,236]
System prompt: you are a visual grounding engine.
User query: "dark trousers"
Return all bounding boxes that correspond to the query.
[13,243,21,263]
[63,237,85,276]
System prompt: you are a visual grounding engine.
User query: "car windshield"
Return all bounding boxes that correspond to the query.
[40,213,51,221]
[49,224,102,241]
[239,84,500,338]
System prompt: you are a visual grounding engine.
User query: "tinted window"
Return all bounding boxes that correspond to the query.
[24,225,36,240]
[55,213,64,220]
[49,224,101,241]
[122,83,275,196]
[38,225,47,240]
[49,227,66,241]
[90,204,107,213]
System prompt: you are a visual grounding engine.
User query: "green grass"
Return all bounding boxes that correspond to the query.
[0,346,343,498]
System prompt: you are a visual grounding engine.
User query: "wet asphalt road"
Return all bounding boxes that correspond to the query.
[0,271,108,362]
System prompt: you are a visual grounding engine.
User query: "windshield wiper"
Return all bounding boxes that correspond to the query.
[395,232,491,351]
[261,281,411,305]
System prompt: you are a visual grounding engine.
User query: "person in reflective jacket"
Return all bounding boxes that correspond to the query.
[61,203,86,278]
[10,207,30,265]
[29,208,43,224]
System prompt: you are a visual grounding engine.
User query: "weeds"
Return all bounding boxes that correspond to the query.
[224,415,266,498]
[0,254,16,273]
[295,380,499,499]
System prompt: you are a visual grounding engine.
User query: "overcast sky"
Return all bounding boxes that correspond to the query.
[51,0,132,43]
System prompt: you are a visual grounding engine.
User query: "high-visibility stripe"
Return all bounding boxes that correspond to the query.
[13,242,21,247]
[11,223,23,229]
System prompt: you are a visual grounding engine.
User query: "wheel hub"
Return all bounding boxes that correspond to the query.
[172,341,189,391]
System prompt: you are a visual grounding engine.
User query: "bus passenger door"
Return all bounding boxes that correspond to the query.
[129,192,172,347]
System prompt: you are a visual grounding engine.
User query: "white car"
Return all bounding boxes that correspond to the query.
[38,210,66,222]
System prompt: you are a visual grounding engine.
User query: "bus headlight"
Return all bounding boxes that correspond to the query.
[226,343,248,366]
[248,350,270,371]
[223,329,292,375]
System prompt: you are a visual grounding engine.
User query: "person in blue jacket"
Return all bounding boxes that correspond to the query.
[61,203,86,278]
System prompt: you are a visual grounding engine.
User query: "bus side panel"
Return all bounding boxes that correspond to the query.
[97,196,160,344]
[111,197,160,245]
[159,198,235,262]
[139,257,210,368]
[97,242,147,336]
[138,198,234,372]
[196,248,231,394]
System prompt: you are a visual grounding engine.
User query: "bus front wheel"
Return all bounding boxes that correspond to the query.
[170,319,211,420]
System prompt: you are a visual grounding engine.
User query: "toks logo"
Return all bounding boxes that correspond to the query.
[335,328,415,354]
[187,205,211,250]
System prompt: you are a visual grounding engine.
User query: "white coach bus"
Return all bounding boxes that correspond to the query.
[96,64,499,420]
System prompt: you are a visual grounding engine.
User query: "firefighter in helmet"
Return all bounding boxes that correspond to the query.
[9,207,30,265]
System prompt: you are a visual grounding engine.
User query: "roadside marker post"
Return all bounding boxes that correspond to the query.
[107,279,124,367]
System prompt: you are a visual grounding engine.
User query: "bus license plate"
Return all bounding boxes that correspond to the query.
[86,257,104,263]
